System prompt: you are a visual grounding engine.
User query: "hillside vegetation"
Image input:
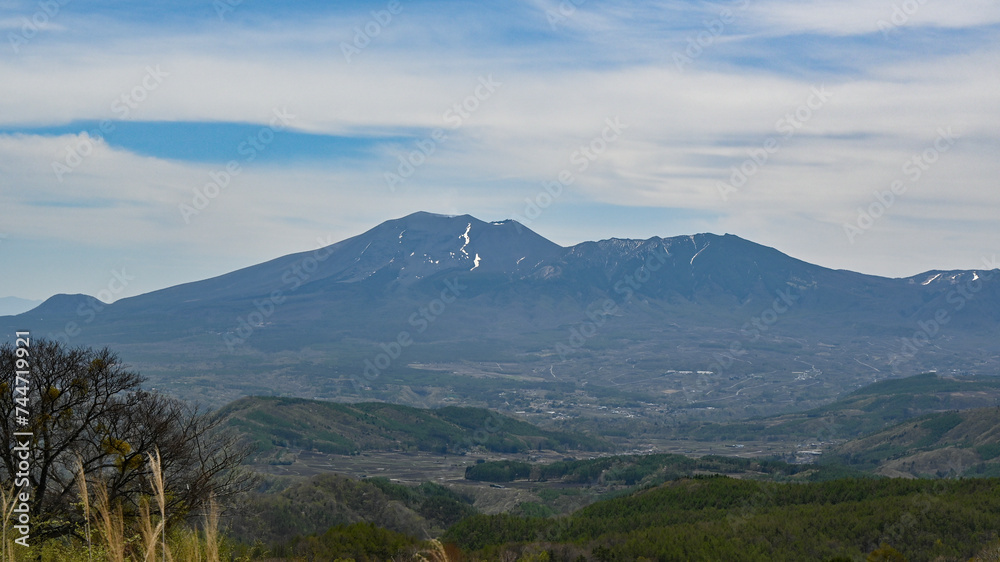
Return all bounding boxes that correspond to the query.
[227,473,476,545]
[444,476,1000,561]
[680,373,1000,443]
[220,397,610,460]
[464,453,861,485]
[826,406,1000,478]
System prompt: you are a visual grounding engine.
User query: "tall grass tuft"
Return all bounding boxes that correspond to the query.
[93,477,125,562]
[975,540,1000,562]
[75,457,92,562]
[144,449,168,562]
[137,496,162,562]
[203,496,219,562]
[417,538,451,562]
[0,445,238,561]
[0,482,19,562]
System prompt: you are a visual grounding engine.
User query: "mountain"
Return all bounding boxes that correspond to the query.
[2,212,998,418]
[112,212,564,307]
[0,296,43,316]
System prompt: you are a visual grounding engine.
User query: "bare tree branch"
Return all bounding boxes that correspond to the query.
[0,340,256,541]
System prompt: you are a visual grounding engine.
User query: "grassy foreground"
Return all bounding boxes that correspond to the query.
[5,451,1000,561]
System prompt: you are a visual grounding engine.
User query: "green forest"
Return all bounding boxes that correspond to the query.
[232,474,1000,561]
[443,476,1000,561]
[4,343,1000,561]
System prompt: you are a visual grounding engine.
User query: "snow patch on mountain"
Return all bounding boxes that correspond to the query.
[691,242,710,265]
[459,223,471,258]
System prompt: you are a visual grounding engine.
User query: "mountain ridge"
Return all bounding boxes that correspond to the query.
[3,212,998,415]
[0,296,44,316]
[14,216,989,313]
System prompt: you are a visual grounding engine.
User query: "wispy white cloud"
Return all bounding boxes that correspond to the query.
[1,0,998,299]
[747,0,1000,37]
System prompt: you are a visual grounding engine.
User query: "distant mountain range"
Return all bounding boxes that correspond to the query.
[3,212,998,413]
[0,296,41,316]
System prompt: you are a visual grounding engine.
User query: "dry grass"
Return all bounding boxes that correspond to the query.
[75,458,93,562]
[1,482,20,562]
[13,447,228,562]
[416,539,451,562]
[137,497,161,562]
[203,498,219,562]
[139,450,168,562]
[2,447,449,562]
[975,540,1000,562]
[92,477,125,562]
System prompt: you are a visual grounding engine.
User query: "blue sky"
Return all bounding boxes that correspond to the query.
[1,0,999,302]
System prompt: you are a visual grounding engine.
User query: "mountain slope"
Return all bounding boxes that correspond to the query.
[681,373,1000,443]
[227,472,476,545]
[123,212,566,307]
[3,212,998,415]
[444,477,1000,560]
[0,296,42,316]
[220,397,611,459]
[826,407,1000,477]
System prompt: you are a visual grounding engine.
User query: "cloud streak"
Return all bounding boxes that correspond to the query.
[1,0,998,299]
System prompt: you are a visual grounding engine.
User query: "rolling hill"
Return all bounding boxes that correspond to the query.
[220,397,611,460]
[227,472,476,545]
[444,476,1000,561]
[677,373,1000,443]
[826,407,1000,478]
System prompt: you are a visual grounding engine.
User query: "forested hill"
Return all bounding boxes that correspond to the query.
[220,397,611,457]
[227,473,476,546]
[827,406,1000,477]
[677,372,1000,442]
[444,476,1000,561]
